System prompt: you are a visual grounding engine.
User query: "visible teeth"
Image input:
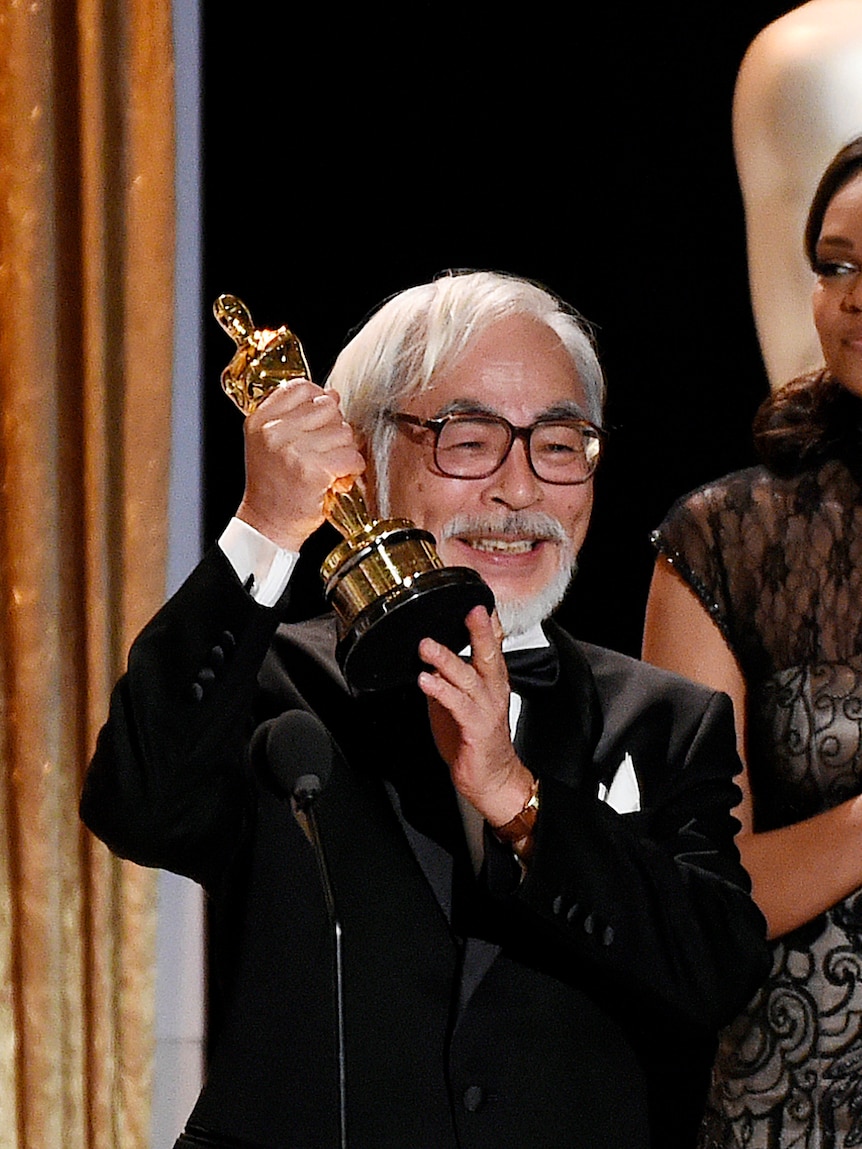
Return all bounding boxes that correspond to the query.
[466,538,536,554]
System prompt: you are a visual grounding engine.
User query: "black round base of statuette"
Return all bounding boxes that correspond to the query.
[335,566,495,692]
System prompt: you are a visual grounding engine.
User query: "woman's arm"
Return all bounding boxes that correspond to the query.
[643,554,862,939]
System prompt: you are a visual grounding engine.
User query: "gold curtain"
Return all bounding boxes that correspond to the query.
[0,1,175,1146]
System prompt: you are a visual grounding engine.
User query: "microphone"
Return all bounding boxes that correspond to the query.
[265,711,347,1149]
[264,708,334,805]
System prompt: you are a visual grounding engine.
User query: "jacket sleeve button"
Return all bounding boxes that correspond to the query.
[462,1086,485,1112]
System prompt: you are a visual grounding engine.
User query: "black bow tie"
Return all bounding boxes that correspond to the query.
[504,643,560,694]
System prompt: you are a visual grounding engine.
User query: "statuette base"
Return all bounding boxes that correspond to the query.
[335,567,494,692]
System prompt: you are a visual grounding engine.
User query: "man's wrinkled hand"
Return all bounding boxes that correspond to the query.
[418,606,536,828]
[236,379,365,551]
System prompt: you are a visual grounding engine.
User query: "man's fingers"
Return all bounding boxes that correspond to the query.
[464,606,508,681]
[417,637,473,689]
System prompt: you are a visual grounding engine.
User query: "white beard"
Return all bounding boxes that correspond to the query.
[493,554,576,637]
[439,511,578,638]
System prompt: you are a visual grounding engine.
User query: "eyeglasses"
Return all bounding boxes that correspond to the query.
[387,411,605,485]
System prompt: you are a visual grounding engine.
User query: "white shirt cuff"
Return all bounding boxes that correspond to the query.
[218,517,299,607]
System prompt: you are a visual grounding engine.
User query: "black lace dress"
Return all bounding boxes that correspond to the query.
[653,457,862,1149]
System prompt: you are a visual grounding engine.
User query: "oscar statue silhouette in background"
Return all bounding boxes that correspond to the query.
[733,0,862,390]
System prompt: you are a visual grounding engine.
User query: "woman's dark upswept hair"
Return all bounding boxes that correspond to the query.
[754,136,862,476]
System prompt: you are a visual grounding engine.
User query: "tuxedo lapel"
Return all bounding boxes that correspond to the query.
[356,684,475,927]
[384,779,456,923]
[514,623,603,793]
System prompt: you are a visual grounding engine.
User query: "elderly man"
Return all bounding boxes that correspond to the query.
[81,271,768,1149]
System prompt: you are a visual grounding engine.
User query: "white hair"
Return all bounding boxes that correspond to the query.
[325,271,605,511]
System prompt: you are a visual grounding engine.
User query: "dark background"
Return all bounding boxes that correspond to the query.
[202,2,793,659]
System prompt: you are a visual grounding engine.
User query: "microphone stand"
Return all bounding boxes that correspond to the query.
[293,775,347,1149]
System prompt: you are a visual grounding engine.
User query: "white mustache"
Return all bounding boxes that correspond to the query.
[439,511,569,544]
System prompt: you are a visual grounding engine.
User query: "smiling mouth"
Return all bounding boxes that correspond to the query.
[442,512,568,559]
[459,536,545,555]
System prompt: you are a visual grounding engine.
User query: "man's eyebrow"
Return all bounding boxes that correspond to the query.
[431,398,590,421]
[431,399,499,418]
[542,400,590,420]
[816,234,855,252]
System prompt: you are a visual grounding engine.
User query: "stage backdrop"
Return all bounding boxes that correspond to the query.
[201,1,793,658]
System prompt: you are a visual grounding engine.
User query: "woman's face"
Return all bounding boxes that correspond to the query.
[812,171,862,399]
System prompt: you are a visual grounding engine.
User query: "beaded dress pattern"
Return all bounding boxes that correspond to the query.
[654,458,862,1149]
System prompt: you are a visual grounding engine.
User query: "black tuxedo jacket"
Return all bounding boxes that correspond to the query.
[81,548,769,1149]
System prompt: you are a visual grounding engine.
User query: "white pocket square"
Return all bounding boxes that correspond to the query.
[597,752,641,814]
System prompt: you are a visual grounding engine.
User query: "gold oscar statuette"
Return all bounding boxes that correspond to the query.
[214,294,494,691]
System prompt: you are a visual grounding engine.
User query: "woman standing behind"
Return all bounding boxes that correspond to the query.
[644,137,862,1148]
